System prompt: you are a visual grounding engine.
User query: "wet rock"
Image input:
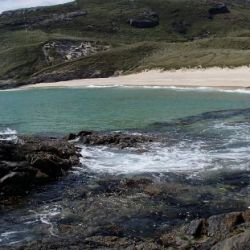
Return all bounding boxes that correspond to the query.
[0,136,79,198]
[29,153,64,178]
[78,131,155,148]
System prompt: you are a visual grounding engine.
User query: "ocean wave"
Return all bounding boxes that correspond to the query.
[80,142,211,175]
[0,128,18,141]
[80,130,250,175]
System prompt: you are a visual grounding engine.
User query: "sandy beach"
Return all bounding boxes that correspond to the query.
[20,67,250,89]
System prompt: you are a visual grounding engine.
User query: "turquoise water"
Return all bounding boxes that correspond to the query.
[1,87,250,134]
[1,87,250,246]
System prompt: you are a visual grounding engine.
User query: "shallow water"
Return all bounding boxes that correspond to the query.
[1,87,250,134]
[1,87,250,246]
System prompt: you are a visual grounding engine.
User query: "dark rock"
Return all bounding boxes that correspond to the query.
[157,210,250,250]
[128,10,159,28]
[209,3,230,19]
[29,153,64,178]
[0,6,87,30]
[78,132,155,148]
[0,136,79,198]
[172,20,191,34]
[129,19,159,28]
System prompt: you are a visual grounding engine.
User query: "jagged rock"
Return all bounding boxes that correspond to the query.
[184,218,207,237]
[158,210,250,250]
[207,212,245,238]
[42,40,110,65]
[33,10,87,28]
[211,229,250,250]
[77,131,155,148]
[0,7,87,30]
[0,136,79,198]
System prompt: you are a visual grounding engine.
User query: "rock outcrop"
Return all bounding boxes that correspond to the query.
[42,40,110,65]
[3,209,250,249]
[0,135,79,198]
[209,3,230,19]
[128,10,159,28]
[159,210,250,249]
[0,5,87,30]
[68,130,156,148]
[172,20,191,34]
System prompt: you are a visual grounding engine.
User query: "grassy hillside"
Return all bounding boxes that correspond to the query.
[1,0,250,86]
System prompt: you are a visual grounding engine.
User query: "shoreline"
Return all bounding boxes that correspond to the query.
[18,67,250,90]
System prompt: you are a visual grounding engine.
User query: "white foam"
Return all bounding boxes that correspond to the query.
[80,142,214,175]
[0,128,17,135]
[80,129,250,175]
[0,128,18,141]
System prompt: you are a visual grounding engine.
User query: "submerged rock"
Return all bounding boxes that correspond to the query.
[72,131,157,148]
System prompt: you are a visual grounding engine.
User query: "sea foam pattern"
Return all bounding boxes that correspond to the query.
[0,128,18,141]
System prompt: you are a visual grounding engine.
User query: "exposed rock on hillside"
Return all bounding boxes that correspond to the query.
[32,10,87,28]
[209,3,230,19]
[0,5,87,29]
[42,40,110,64]
[172,20,191,34]
[128,10,159,28]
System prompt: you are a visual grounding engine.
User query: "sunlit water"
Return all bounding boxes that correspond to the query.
[1,87,250,245]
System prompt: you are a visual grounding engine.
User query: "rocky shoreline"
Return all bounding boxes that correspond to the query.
[0,131,249,249]
[0,135,80,203]
[3,209,250,249]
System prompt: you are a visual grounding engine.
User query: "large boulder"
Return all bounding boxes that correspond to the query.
[159,209,250,249]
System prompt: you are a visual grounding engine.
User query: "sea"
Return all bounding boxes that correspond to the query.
[0,86,250,245]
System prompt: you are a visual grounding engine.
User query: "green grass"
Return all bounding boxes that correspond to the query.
[2,0,250,84]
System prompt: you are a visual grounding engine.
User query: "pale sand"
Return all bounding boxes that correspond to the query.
[20,67,250,89]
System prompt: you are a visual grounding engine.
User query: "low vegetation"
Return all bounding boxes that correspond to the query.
[1,0,250,85]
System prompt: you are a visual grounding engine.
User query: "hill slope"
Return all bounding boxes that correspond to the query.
[1,0,250,88]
